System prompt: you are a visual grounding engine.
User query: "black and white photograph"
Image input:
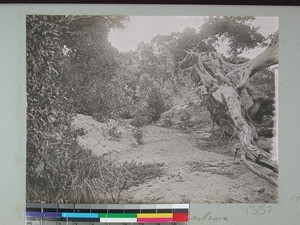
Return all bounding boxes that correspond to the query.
[26,15,279,204]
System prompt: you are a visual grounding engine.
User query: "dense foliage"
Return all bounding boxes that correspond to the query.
[200,16,266,62]
[27,15,276,203]
[27,15,75,202]
[26,15,164,203]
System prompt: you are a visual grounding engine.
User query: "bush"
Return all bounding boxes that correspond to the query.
[146,87,168,122]
[97,160,165,203]
[163,117,173,127]
[179,112,192,131]
[130,108,153,127]
[27,138,165,203]
[132,127,144,145]
[105,122,122,141]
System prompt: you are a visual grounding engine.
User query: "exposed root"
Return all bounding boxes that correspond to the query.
[186,42,279,185]
[240,150,277,187]
[242,138,278,173]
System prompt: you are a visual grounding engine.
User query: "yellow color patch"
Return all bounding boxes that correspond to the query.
[137,213,173,218]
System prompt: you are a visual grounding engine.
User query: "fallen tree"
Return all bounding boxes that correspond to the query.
[184,32,278,186]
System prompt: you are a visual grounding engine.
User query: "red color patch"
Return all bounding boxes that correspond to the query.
[173,212,189,222]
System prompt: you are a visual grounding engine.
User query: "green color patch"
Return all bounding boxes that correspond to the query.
[99,213,137,218]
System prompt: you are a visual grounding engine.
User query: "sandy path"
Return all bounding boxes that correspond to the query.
[108,125,277,203]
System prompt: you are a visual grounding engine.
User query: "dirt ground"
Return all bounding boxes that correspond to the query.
[73,114,278,204]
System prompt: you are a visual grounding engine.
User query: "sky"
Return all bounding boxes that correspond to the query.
[108,16,278,59]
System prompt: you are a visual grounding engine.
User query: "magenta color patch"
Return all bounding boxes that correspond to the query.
[137,218,173,222]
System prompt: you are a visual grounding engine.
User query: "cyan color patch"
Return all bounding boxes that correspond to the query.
[61,213,99,218]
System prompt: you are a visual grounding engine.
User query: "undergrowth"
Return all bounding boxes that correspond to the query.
[27,139,165,204]
[105,122,122,141]
[132,127,144,145]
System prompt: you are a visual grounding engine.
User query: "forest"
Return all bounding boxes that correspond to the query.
[27,15,278,203]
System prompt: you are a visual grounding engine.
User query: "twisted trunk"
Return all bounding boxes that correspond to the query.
[188,33,279,185]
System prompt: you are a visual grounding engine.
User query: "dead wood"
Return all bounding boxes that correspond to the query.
[185,32,279,184]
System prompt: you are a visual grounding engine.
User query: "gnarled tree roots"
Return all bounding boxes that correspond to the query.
[185,36,279,186]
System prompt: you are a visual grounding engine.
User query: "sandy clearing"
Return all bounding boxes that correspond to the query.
[73,114,277,203]
[106,125,277,203]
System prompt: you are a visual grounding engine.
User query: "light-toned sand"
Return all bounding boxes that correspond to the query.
[73,114,138,156]
[73,114,277,203]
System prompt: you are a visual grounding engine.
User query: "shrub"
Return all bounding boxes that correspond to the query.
[163,117,173,127]
[27,139,165,203]
[105,122,122,141]
[133,127,144,145]
[179,112,192,131]
[146,87,168,122]
[130,105,156,127]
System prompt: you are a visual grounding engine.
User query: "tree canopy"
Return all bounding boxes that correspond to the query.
[26,15,129,202]
[199,16,266,62]
[27,15,278,202]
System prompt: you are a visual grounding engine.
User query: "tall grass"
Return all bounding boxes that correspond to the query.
[27,138,164,204]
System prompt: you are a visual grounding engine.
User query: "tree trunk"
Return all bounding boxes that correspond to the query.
[188,33,279,184]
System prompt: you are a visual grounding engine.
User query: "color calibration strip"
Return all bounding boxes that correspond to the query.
[26,203,189,223]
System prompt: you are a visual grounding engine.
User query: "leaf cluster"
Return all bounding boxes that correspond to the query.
[26,15,131,203]
[200,16,265,59]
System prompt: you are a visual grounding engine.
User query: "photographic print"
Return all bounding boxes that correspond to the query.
[26,15,278,204]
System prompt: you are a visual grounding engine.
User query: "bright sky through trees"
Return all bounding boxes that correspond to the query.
[109,16,278,59]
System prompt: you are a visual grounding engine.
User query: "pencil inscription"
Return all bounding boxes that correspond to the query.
[191,211,229,222]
